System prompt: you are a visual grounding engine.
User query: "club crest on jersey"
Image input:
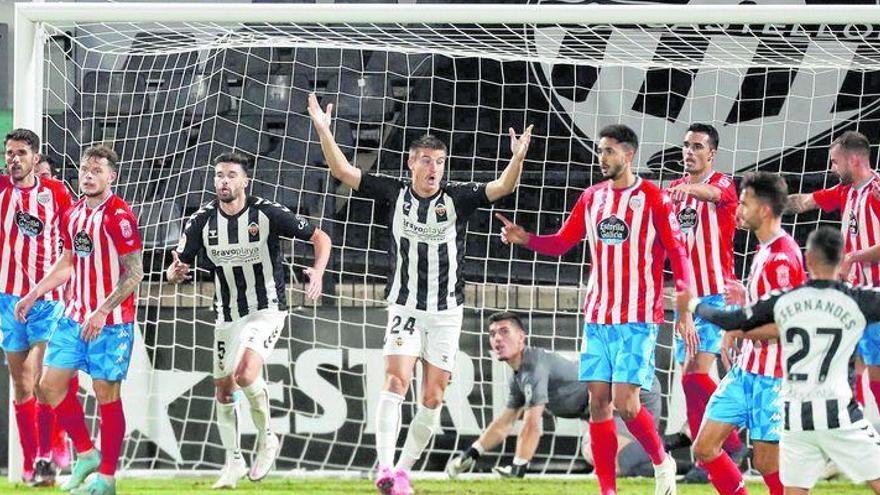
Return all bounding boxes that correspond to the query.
[597,215,630,245]
[435,203,448,222]
[248,221,259,237]
[36,190,52,205]
[777,264,791,288]
[849,210,859,236]
[678,207,698,230]
[73,231,93,257]
[628,196,644,210]
[119,219,133,239]
[15,211,44,237]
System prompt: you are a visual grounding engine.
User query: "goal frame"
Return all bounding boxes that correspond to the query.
[11,0,880,483]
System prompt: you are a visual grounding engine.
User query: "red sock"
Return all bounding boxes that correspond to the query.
[722,429,743,455]
[36,401,54,459]
[682,373,715,439]
[589,419,618,495]
[703,452,747,495]
[54,387,94,454]
[98,400,126,476]
[762,470,783,495]
[870,381,880,413]
[855,372,865,406]
[53,375,79,451]
[14,397,38,470]
[623,406,666,465]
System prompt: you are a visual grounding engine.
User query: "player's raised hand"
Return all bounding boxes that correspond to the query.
[81,308,108,342]
[495,213,529,245]
[13,294,37,323]
[307,93,333,133]
[303,267,324,301]
[166,251,191,284]
[509,125,534,162]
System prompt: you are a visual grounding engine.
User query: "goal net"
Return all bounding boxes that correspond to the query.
[14,2,880,478]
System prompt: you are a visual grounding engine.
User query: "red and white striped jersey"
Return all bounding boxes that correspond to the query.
[61,194,141,325]
[667,172,737,297]
[813,175,880,287]
[738,231,805,378]
[0,176,73,300]
[527,177,691,324]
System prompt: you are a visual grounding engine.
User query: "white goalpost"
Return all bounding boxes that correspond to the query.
[10,1,880,482]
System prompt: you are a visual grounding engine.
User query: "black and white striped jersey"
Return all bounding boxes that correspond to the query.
[357,173,491,312]
[698,279,880,431]
[175,196,316,322]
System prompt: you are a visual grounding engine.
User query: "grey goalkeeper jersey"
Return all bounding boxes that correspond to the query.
[506,347,589,419]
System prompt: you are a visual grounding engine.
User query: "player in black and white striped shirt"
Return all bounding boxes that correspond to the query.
[167,152,331,488]
[693,227,880,493]
[309,94,532,495]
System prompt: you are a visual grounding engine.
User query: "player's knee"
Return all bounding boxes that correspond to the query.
[92,381,121,404]
[612,396,639,421]
[10,373,34,402]
[752,449,777,475]
[384,374,410,395]
[693,435,722,463]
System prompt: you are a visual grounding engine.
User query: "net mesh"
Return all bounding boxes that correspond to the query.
[34,18,880,473]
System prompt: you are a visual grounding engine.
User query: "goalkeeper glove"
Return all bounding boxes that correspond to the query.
[445,446,480,479]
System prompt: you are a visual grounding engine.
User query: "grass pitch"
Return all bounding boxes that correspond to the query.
[0,477,872,494]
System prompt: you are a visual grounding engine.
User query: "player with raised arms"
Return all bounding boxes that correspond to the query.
[308,93,532,495]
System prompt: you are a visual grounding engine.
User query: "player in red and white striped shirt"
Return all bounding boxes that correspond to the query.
[665,124,744,477]
[1,129,75,484]
[497,124,696,495]
[16,145,143,495]
[786,131,880,415]
[695,172,805,495]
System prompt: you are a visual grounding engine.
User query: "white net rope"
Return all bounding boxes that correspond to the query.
[35,19,880,474]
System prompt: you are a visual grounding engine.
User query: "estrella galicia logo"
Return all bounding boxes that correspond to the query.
[678,207,698,231]
[73,231,94,257]
[849,210,859,236]
[15,211,44,237]
[597,215,629,245]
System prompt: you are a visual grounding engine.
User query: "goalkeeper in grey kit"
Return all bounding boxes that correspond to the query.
[447,312,662,479]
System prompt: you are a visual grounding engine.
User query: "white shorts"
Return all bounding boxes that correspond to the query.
[382,304,463,372]
[213,309,287,379]
[780,419,880,488]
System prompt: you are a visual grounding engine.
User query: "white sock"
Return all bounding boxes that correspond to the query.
[242,377,272,443]
[396,404,441,471]
[375,391,404,468]
[216,395,242,462]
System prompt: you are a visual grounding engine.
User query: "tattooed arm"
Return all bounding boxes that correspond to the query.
[81,251,144,341]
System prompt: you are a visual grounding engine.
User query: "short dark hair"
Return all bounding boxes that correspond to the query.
[409,134,447,157]
[39,155,59,176]
[487,311,526,332]
[807,226,844,267]
[81,144,119,171]
[741,171,788,218]
[5,128,40,154]
[598,124,639,152]
[831,131,870,158]
[212,151,252,177]
[687,123,720,150]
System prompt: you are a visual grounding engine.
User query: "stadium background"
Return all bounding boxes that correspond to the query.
[1,0,880,478]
